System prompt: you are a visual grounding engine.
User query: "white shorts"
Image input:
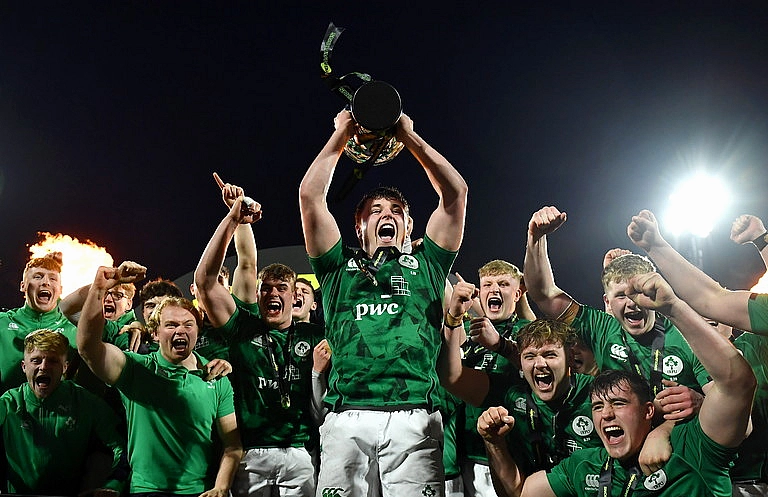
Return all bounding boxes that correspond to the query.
[316,409,444,497]
[732,481,768,497]
[461,461,497,497]
[233,446,316,497]
[445,474,465,497]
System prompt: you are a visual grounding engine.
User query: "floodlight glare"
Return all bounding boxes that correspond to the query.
[663,173,730,238]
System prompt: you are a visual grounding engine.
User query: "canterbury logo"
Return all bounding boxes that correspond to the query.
[585,474,599,488]
[321,488,343,497]
[610,344,628,359]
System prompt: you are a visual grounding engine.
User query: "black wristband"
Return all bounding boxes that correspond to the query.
[751,231,768,251]
[496,337,510,356]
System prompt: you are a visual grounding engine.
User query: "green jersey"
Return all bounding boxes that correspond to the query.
[310,236,456,410]
[115,350,235,494]
[212,307,324,449]
[748,293,768,334]
[0,380,125,494]
[546,417,735,496]
[500,374,600,475]
[439,387,463,478]
[195,294,259,361]
[462,316,529,463]
[0,304,78,394]
[731,331,768,482]
[572,305,709,391]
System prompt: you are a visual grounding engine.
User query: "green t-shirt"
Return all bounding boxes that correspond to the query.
[211,307,325,449]
[731,331,768,482]
[546,417,735,496]
[461,316,529,463]
[572,305,709,390]
[310,236,456,410]
[0,380,126,494]
[115,350,235,494]
[748,293,768,334]
[500,374,601,475]
[0,304,78,394]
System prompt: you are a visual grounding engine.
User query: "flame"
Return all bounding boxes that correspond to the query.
[28,232,113,298]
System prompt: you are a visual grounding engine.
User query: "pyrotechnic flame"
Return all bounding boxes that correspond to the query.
[28,232,113,298]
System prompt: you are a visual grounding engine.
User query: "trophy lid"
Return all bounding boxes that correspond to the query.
[351,81,402,132]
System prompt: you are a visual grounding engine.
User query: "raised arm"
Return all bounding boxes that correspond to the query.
[477,407,557,497]
[213,172,259,304]
[396,114,468,252]
[78,263,146,385]
[626,272,756,447]
[298,110,352,257]
[59,283,90,323]
[437,273,489,406]
[195,197,261,328]
[628,209,754,331]
[523,206,579,320]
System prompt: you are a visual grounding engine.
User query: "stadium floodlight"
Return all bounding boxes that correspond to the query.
[663,173,730,239]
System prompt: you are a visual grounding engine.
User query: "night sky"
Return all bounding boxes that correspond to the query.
[2,2,768,311]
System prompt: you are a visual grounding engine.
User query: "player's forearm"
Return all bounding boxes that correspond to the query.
[667,299,753,393]
[299,128,347,203]
[645,243,727,314]
[195,215,238,291]
[402,130,467,215]
[232,223,258,302]
[485,440,526,497]
[77,283,108,356]
[212,445,243,494]
[524,234,570,317]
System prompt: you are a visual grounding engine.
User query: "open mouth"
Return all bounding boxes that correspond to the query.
[603,425,625,443]
[534,371,554,391]
[103,304,116,316]
[624,310,644,325]
[35,375,52,388]
[293,297,303,310]
[38,290,53,303]
[266,300,282,314]
[378,223,396,242]
[171,337,188,350]
[487,296,503,313]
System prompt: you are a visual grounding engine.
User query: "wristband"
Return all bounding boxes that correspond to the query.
[496,337,510,356]
[444,311,464,329]
[751,231,768,251]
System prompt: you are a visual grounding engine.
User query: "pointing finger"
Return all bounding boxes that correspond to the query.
[213,172,226,190]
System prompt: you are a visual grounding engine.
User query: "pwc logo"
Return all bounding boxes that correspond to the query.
[355,302,400,321]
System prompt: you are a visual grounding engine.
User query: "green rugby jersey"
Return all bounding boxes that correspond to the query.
[0,304,78,394]
[211,307,324,449]
[731,331,768,483]
[748,293,768,333]
[116,350,235,494]
[0,380,125,494]
[572,305,709,390]
[195,294,259,361]
[310,236,456,410]
[500,373,600,475]
[546,417,735,496]
[462,316,529,463]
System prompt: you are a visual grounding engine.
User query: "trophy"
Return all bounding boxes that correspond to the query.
[343,80,404,166]
[320,22,405,201]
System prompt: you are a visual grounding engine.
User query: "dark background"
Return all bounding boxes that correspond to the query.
[2,2,768,310]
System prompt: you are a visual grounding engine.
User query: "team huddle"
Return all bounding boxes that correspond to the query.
[1,110,767,497]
